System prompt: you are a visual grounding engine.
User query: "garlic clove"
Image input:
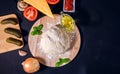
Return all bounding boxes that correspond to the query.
[18,50,27,56]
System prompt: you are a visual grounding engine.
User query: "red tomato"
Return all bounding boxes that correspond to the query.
[46,0,60,5]
[23,6,38,21]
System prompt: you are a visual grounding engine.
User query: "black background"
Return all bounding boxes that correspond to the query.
[0,0,120,74]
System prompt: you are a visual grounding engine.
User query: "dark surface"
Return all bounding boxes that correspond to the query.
[0,0,120,74]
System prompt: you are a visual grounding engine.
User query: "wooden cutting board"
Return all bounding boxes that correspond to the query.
[0,14,24,54]
[28,14,81,67]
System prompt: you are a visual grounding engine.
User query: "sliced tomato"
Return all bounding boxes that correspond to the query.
[46,0,60,5]
[23,6,38,21]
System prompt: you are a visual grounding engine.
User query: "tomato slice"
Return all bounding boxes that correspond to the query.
[23,6,38,21]
[46,0,60,5]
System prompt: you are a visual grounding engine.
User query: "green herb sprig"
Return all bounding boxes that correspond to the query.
[55,58,70,67]
[31,24,43,36]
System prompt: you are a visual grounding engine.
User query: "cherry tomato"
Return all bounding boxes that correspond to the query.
[46,0,60,5]
[23,6,38,21]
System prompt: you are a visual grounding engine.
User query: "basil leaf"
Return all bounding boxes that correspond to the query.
[55,58,70,67]
[62,58,70,63]
[33,27,37,31]
[55,62,62,67]
[37,24,43,30]
[31,31,36,36]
